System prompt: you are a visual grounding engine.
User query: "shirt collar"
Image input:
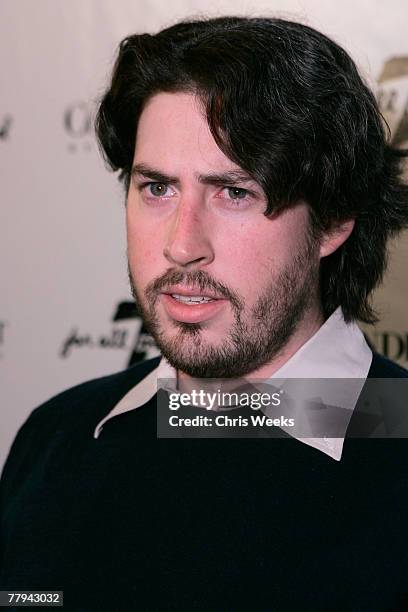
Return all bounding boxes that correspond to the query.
[93,307,372,461]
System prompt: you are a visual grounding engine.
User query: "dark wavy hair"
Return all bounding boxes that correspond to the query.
[95,16,408,323]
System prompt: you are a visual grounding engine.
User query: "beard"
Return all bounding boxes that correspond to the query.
[128,236,320,378]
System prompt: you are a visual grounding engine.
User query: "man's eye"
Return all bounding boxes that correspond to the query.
[218,187,252,205]
[225,187,248,200]
[148,182,171,197]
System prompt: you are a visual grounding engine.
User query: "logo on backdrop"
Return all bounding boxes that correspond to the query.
[111,302,160,366]
[373,57,408,366]
[365,331,408,362]
[377,56,408,147]
[59,302,160,367]
[64,101,93,153]
[0,115,13,141]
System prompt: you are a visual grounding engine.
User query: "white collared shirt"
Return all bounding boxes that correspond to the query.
[94,307,372,461]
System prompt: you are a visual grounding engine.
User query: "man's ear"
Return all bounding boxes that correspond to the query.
[319,218,355,258]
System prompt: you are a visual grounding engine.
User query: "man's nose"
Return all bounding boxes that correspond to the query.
[163,197,214,268]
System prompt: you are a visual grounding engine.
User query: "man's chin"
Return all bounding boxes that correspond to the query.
[151,330,259,379]
[152,329,229,377]
[154,327,206,360]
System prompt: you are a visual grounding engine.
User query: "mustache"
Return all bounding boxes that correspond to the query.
[144,268,243,312]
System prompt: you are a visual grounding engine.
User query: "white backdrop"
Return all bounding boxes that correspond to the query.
[1,0,408,468]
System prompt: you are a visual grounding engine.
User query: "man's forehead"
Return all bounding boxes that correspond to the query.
[134,91,257,185]
[136,91,207,144]
[139,90,203,121]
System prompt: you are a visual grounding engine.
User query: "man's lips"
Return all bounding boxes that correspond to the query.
[161,285,224,300]
[160,289,228,323]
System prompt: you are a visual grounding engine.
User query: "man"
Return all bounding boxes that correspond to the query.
[1,16,408,611]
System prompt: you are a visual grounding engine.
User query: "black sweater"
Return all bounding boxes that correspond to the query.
[1,354,408,611]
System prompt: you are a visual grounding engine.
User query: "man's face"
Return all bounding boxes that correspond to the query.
[127,92,321,378]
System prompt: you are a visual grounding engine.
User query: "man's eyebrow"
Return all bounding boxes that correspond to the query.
[131,164,179,184]
[131,163,257,187]
[198,170,256,187]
